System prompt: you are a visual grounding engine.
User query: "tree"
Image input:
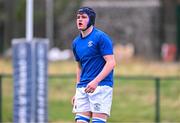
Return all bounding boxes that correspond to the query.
[1,0,81,52]
[0,0,5,55]
[3,0,16,51]
[176,0,180,60]
[53,0,81,49]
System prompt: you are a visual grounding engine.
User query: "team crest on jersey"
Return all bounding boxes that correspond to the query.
[88,41,93,47]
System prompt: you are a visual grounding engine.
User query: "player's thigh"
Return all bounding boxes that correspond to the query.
[73,87,90,113]
[76,111,92,117]
[89,86,113,116]
[92,112,108,119]
[75,111,92,123]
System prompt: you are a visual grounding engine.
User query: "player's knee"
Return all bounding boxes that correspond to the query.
[92,117,106,123]
[75,114,90,123]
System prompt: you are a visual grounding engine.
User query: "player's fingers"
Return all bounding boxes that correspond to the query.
[89,89,94,93]
[85,87,94,93]
[86,90,92,93]
[84,87,89,93]
[84,85,90,93]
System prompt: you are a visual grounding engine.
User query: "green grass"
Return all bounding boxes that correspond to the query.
[2,77,180,123]
[1,59,180,77]
[1,59,179,122]
[48,78,75,122]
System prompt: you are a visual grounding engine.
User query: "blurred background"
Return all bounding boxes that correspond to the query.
[0,0,180,61]
[0,0,180,123]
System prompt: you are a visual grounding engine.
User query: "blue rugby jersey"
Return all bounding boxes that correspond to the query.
[72,27,114,88]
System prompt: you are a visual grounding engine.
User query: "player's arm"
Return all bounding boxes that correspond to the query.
[85,54,116,93]
[76,62,81,83]
[71,62,81,105]
[94,55,116,83]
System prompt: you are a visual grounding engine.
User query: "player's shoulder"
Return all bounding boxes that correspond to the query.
[72,35,81,44]
[94,27,105,35]
[94,27,110,38]
[94,27,113,44]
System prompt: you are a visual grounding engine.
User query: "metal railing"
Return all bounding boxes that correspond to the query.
[0,74,179,123]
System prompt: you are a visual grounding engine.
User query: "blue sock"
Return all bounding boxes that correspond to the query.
[75,114,90,123]
[92,117,106,123]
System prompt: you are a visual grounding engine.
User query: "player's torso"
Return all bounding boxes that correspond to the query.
[75,32,101,61]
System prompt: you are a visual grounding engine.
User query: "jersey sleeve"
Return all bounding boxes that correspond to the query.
[99,33,114,56]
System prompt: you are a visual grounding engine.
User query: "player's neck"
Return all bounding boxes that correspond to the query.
[81,26,93,38]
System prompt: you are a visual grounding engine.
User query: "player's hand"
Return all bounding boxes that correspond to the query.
[85,81,98,93]
[71,95,75,105]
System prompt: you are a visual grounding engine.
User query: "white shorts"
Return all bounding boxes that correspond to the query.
[72,86,113,116]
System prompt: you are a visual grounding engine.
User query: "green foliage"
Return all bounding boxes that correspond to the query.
[53,0,82,48]
[54,0,81,19]
[0,0,5,20]
[1,0,82,51]
[15,0,25,21]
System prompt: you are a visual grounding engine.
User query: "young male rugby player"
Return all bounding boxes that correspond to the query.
[71,7,116,123]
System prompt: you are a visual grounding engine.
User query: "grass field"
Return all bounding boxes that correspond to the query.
[2,76,180,122]
[1,58,180,76]
[0,58,180,122]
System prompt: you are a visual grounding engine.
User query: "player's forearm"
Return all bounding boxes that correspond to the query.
[76,69,81,83]
[93,57,116,84]
[76,62,81,83]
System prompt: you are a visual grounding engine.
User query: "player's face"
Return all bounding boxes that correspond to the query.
[76,13,89,30]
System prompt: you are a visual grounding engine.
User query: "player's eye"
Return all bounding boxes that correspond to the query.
[76,14,88,19]
[77,15,80,19]
[82,15,88,19]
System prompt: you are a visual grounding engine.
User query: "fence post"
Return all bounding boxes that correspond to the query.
[155,77,160,123]
[0,75,2,123]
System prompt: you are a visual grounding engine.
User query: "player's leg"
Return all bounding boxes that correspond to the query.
[72,87,92,123]
[75,112,92,123]
[92,113,108,123]
[89,86,113,123]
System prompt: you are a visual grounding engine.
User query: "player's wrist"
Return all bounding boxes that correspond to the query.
[92,79,99,85]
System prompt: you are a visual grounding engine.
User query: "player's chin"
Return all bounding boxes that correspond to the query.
[77,26,85,30]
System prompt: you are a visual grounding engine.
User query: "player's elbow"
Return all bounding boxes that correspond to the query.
[112,59,116,68]
[109,59,116,69]
[105,55,116,68]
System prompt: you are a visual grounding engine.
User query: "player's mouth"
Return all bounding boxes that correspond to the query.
[79,22,83,26]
